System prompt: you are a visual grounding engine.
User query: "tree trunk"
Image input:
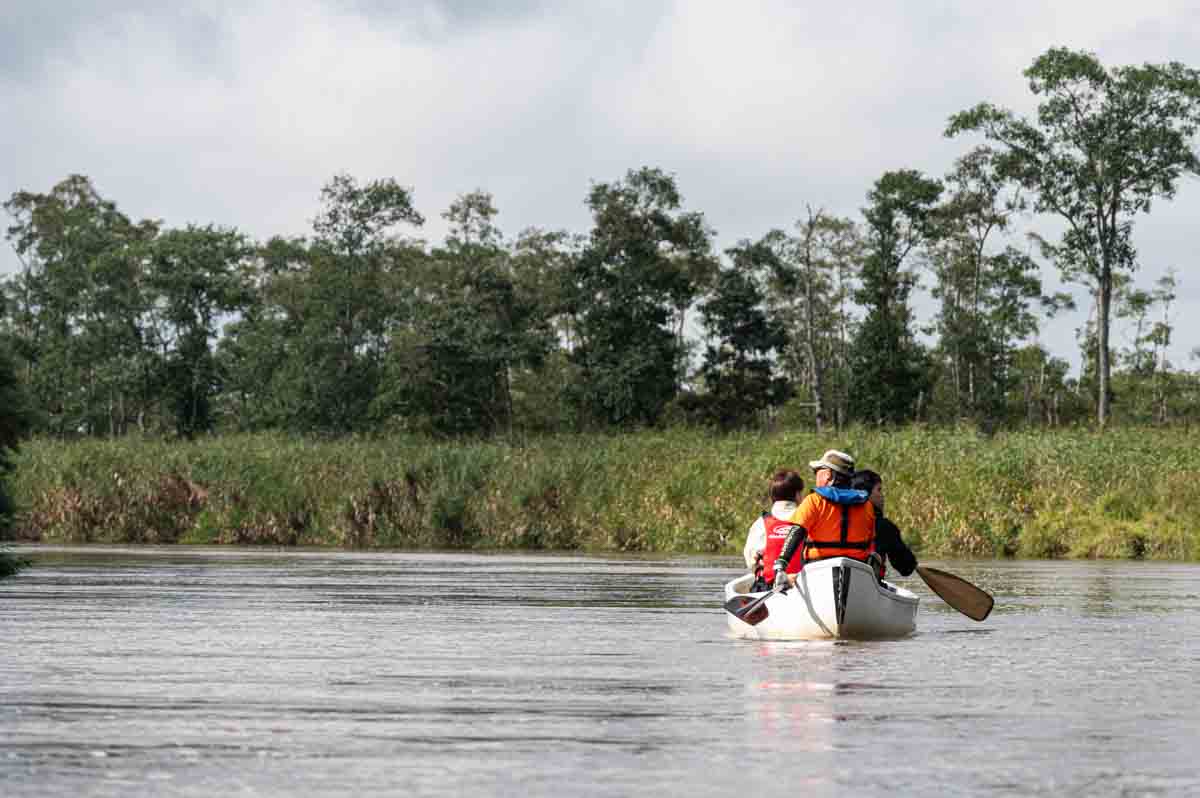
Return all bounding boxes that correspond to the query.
[1156,300,1170,425]
[1097,267,1112,428]
[503,361,514,436]
[674,306,687,392]
[804,279,825,433]
[966,362,975,418]
[836,284,849,433]
[1024,377,1034,425]
[970,238,984,413]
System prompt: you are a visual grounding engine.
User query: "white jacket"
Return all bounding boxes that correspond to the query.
[742,500,799,570]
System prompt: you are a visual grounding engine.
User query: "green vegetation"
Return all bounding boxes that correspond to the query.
[1,339,33,578]
[6,428,1199,560]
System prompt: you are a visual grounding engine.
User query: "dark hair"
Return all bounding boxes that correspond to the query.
[829,470,851,488]
[850,469,882,494]
[769,469,805,502]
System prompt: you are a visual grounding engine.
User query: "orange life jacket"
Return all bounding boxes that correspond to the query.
[796,492,876,564]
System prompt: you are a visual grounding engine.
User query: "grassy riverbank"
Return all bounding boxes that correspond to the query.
[5,428,1199,560]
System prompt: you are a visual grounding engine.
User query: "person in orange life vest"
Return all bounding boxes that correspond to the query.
[770,449,875,591]
[742,470,805,592]
[850,469,917,578]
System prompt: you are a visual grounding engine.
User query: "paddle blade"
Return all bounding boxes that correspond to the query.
[723,593,771,626]
[917,566,994,621]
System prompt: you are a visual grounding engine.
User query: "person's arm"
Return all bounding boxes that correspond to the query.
[875,516,917,576]
[774,524,808,587]
[768,501,816,588]
[776,524,807,571]
[772,496,816,586]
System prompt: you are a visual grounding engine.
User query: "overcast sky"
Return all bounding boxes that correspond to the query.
[4,0,1199,373]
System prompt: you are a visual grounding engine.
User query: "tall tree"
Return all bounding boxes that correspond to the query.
[510,228,580,352]
[948,47,1200,427]
[507,228,583,432]
[766,210,862,431]
[687,239,789,429]
[3,175,159,436]
[929,148,1070,425]
[146,226,255,437]
[217,236,308,430]
[375,192,553,435]
[227,175,424,433]
[1112,270,1177,423]
[928,147,1018,417]
[1010,344,1077,426]
[569,167,717,427]
[849,170,942,424]
[1147,271,1178,424]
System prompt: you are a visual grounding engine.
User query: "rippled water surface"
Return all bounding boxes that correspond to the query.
[2,547,1199,797]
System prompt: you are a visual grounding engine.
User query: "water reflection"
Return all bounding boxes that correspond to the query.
[1082,568,1117,616]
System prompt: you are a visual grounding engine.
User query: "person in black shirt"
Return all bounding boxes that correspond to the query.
[850,469,917,577]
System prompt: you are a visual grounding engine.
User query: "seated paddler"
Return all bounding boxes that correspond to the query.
[743,469,806,591]
[850,468,917,579]
[766,449,876,590]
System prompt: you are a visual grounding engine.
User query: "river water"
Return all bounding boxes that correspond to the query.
[1,547,1198,797]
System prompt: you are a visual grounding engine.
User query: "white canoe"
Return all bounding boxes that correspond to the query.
[724,557,919,640]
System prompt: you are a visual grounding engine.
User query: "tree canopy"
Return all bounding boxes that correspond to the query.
[7,51,1200,441]
[947,47,1200,426]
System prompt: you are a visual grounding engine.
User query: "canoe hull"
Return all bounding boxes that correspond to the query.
[724,557,918,640]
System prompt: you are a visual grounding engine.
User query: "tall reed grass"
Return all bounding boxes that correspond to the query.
[6,427,1199,560]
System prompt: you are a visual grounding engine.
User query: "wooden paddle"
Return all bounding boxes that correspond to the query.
[723,583,788,626]
[916,565,993,621]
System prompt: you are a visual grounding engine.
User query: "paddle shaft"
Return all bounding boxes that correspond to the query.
[724,583,788,625]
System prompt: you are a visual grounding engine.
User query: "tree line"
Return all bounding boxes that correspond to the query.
[4,47,1200,441]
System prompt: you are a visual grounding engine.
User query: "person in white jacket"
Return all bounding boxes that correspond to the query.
[742,469,806,586]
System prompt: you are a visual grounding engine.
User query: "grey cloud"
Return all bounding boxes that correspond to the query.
[346,0,552,34]
[0,1,229,80]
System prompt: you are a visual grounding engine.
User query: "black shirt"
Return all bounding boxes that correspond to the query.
[875,516,917,576]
